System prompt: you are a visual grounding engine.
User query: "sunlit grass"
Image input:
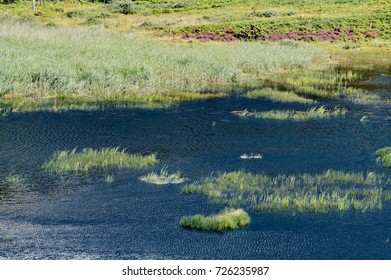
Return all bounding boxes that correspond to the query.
[376,147,391,168]
[246,88,315,104]
[240,153,262,159]
[5,175,23,185]
[43,148,158,173]
[0,19,331,112]
[139,165,187,185]
[183,170,391,213]
[179,208,250,231]
[233,106,347,121]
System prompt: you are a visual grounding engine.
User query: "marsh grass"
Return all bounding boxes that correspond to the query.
[5,175,23,185]
[0,19,330,111]
[139,166,186,185]
[376,147,391,168]
[233,106,347,121]
[240,153,262,159]
[105,175,114,184]
[246,88,314,104]
[183,170,391,213]
[43,148,158,173]
[179,208,250,231]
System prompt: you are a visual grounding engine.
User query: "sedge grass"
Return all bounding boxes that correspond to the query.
[139,165,187,185]
[246,88,315,104]
[376,147,391,168]
[233,106,347,121]
[0,19,330,112]
[183,170,391,213]
[179,208,250,231]
[43,148,158,173]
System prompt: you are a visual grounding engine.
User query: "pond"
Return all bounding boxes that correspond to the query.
[0,70,391,260]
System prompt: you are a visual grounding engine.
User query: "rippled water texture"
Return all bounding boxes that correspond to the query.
[1,71,391,259]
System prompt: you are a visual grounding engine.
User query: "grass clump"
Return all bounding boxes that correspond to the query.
[246,88,314,104]
[376,147,391,168]
[139,166,187,185]
[233,106,347,121]
[183,170,391,213]
[240,153,262,159]
[179,208,250,231]
[43,148,158,173]
[5,175,23,185]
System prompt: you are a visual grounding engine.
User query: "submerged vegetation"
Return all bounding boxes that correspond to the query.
[233,106,347,121]
[179,208,250,231]
[376,147,391,168]
[139,166,186,185]
[183,170,391,213]
[43,148,158,173]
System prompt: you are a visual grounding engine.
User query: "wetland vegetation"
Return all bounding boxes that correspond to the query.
[183,170,391,213]
[43,148,158,173]
[0,0,391,258]
[180,208,250,231]
[233,106,347,121]
[139,166,186,185]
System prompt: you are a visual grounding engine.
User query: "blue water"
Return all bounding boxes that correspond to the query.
[0,72,391,259]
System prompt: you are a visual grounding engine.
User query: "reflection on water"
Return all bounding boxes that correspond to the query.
[0,72,391,260]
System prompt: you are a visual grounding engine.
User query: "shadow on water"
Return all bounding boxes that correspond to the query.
[0,69,391,260]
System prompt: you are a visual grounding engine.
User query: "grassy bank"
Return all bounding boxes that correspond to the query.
[0,18,333,112]
[180,208,250,231]
[43,148,158,173]
[183,170,391,213]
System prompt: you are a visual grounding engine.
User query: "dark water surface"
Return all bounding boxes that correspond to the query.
[1,73,391,260]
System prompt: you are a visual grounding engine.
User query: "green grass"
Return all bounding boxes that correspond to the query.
[179,208,250,231]
[0,19,332,112]
[139,165,187,185]
[42,147,158,173]
[5,175,23,185]
[246,88,315,104]
[183,170,391,213]
[233,106,347,121]
[376,147,391,168]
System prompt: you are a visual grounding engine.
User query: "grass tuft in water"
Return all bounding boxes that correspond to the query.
[183,170,391,213]
[5,175,23,185]
[43,148,158,173]
[376,147,391,168]
[246,88,315,104]
[240,153,263,159]
[139,165,187,185]
[179,208,250,231]
[233,106,346,121]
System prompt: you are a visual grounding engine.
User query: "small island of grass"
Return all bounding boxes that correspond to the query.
[139,166,187,185]
[43,148,158,173]
[376,147,391,168]
[180,208,250,231]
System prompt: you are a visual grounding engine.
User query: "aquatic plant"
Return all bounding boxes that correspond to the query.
[179,208,250,231]
[233,106,347,121]
[5,175,23,185]
[139,166,187,185]
[376,147,391,168]
[105,175,114,184]
[43,148,158,173]
[240,153,263,159]
[183,170,391,213]
[246,88,314,104]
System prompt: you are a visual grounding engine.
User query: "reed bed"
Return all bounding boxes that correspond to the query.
[0,19,329,111]
[376,147,391,168]
[43,148,158,173]
[246,88,314,104]
[179,208,250,231]
[183,170,391,213]
[233,106,347,121]
[139,166,186,185]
